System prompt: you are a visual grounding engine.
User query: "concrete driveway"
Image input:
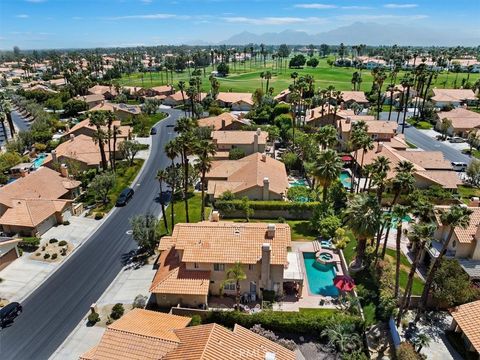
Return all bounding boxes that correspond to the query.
[41,215,100,248]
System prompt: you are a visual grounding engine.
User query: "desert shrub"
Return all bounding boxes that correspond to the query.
[396,342,422,360]
[49,238,58,244]
[94,212,104,220]
[190,315,202,326]
[60,248,67,256]
[88,312,100,325]
[58,240,67,246]
[44,253,51,259]
[18,237,40,252]
[51,253,58,260]
[132,294,148,309]
[110,303,125,320]
[229,148,246,160]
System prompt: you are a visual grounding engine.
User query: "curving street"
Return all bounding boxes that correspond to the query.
[0,109,181,360]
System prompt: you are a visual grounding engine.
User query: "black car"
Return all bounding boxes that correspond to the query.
[0,302,22,327]
[150,127,157,135]
[116,188,134,206]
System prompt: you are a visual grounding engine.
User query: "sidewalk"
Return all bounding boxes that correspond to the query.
[50,263,156,360]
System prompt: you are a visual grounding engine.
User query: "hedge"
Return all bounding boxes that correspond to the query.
[215,200,320,212]
[18,237,40,252]
[203,310,363,337]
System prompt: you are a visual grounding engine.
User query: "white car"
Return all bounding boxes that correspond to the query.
[449,137,465,143]
[451,162,468,172]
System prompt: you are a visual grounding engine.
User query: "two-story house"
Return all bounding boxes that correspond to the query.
[211,129,268,159]
[149,221,292,308]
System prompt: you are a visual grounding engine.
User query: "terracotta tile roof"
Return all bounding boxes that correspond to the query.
[450,300,480,352]
[339,119,396,135]
[150,247,210,295]
[415,170,462,190]
[437,108,480,131]
[90,102,141,115]
[164,323,295,360]
[150,85,174,93]
[158,221,291,265]
[166,91,208,102]
[206,153,289,198]
[340,91,369,104]
[80,309,191,360]
[197,113,250,130]
[0,198,69,227]
[274,88,291,100]
[434,206,480,244]
[212,130,267,146]
[76,94,105,103]
[88,85,118,96]
[389,134,408,150]
[432,88,476,103]
[216,92,253,105]
[63,119,130,139]
[398,150,452,169]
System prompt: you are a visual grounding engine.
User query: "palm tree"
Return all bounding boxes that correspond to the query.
[411,333,431,353]
[196,140,216,221]
[104,110,115,169]
[415,205,472,322]
[356,134,374,193]
[178,80,187,117]
[396,223,435,326]
[400,74,414,134]
[316,124,337,150]
[221,262,247,311]
[386,83,396,121]
[321,323,363,353]
[263,71,272,94]
[392,204,410,298]
[349,121,368,194]
[89,111,108,170]
[439,118,452,141]
[0,99,15,139]
[372,67,387,119]
[290,71,298,86]
[156,169,169,233]
[345,194,381,269]
[165,139,179,231]
[370,156,391,204]
[314,149,343,202]
[111,124,121,171]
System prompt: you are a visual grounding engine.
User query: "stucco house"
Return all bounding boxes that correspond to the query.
[211,129,268,159]
[216,92,254,111]
[431,89,477,108]
[88,85,118,100]
[90,102,141,121]
[75,94,105,109]
[449,300,480,358]
[337,118,398,148]
[205,152,289,200]
[0,237,22,271]
[0,167,81,236]
[340,91,369,107]
[150,221,292,308]
[60,118,132,141]
[435,107,480,137]
[197,112,251,131]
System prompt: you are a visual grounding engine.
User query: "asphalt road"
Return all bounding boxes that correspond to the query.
[0,109,181,360]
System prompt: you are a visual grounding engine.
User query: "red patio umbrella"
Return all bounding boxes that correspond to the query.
[341,155,353,162]
[334,275,355,292]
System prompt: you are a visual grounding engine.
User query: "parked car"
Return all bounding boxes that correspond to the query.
[150,127,157,135]
[0,302,22,328]
[449,137,465,143]
[116,188,134,206]
[451,161,468,172]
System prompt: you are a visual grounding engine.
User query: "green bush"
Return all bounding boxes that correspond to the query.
[216,200,319,212]
[44,253,51,259]
[189,315,202,326]
[204,310,363,337]
[58,240,67,247]
[49,238,58,244]
[63,220,70,226]
[229,148,246,160]
[18,237,40,252]
[262,290,275,302]
[51,253,58,260]
[110,303,125,320]
[87,312,100,325]
[94,212,104,220]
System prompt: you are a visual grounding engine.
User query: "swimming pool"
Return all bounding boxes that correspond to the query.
[320,239,333,249]
[339,171,353,188]
[32,153,47,168]
[289,179,308,187]
[303,252,339,296]
[383,211,412,228]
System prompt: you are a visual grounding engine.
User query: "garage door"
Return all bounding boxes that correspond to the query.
[36,215,57,235]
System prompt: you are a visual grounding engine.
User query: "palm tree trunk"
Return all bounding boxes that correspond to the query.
[170,160,175,232]
[355,237,367,268]
[401,86,411,134]
[112,132,117,172]
[183,152,190,223]
[159,181,168,233]
[99,142,108,171]
[381,224,392,259]
[6,112,15,137]
[322,183,329,203]
[200,170,206,221]
[415,227,454,322]
[394,223,403,298]
[388,91,394,121]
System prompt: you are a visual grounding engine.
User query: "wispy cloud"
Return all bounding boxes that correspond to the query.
[294,3,336,9]
[16,14,29,18]
[338,14,427,21]
[384,3,418,8]
[341,6,373,10]
[105,13,187,20]
[222,16,326,25]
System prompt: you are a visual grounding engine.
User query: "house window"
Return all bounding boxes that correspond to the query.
[224,283,236,291]
[452,240,456,248]
[214,263,225,271]
[194,263,199,269]
[248,264,255,271]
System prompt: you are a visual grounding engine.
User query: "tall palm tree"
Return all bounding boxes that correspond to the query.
[314,149,343,202]
[290,71,298,86]
[89,111,108,170]
[371,156,391,204]
[349,121,368,194]
[263,71,272,94]
[111,124,121,172]
[156,169,169,233]
[396,223,435,326]
[316,124,337,150]
[221,262,247,311]
[415,205,472,322]
[386,83,396,121]
[345,194,381,269]
[178,80,187,117]
[104,110,116,169]
[165,139,179,231]
[196,140,216,221]
[400,74,414,134]
[356,134,374,193]
[392,204,410,298]
[0,99,15,138]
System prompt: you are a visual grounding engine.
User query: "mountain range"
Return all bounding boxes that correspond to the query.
[191,22,479,47]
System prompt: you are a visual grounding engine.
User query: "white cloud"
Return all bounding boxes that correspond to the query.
[384,3,418,8]
[294,3,336,9]
[16,14,29,18]
[341,6,373,10]
[338,14,427,21]
[106,13,187,20]
[222,16,325,25]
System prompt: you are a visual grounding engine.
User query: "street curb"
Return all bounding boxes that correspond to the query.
[14,113,172,304]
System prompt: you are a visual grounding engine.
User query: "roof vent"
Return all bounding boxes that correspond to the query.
[265,352,276,360]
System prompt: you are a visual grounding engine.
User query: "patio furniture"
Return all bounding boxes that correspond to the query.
[334,275,355,292]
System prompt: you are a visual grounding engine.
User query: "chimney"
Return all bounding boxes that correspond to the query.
[70,134,75,141]
[346,117,351,124]
[256,127,261,136]
[51,150,57,163]
[60,164,69,178]
[376,142,384,153]
[263,177,270,200]
[101,100,105,106]
[221,119,226,130]
[211,210,220,222]
[266,223,276,238]
[261,243,272,290]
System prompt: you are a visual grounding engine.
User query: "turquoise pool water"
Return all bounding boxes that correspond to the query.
[303,252,339,296]
[321,240,333,249]
[289,179,308,187]
[32,153,47,168]
[339,171,353,188]
[383,211,412,228]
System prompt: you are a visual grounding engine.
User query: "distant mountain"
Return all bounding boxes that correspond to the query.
[217,22,479,46]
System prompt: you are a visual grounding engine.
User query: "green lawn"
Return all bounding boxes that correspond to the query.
[457,185,480,204]
[119,57,480,95]
[89,159,144,214]
[158,192,210,235]
[405,141,418,149]
[407,118,433,129]
[298,308,338,315]
[225,218,317,241]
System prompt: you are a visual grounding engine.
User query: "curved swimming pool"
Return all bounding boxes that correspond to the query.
[303,252,339,296]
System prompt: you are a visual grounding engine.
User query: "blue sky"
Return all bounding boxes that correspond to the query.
[0,0,479,49]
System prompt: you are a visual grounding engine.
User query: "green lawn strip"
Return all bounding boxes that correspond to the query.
[224,218,317,241]
[457,185,480,204]
[119,58,480,94]
[405,141,418,149]
[298,308,338,315]
[158,192,210,235]
[93,159,144,214]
